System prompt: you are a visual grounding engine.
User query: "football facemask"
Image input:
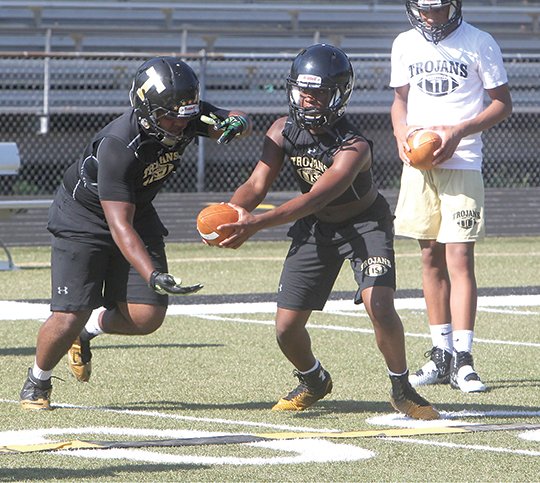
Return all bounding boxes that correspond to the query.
[148,103,200,147]
[288,84,343,127]
[406,0,462,44]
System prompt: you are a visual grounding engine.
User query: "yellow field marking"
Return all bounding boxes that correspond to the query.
[0,440,102,454]
[3,423,540,454]
[254,426,469,439]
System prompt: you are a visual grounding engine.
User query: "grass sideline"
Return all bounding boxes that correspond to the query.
[2,236,539,300]
[0,237,539,481]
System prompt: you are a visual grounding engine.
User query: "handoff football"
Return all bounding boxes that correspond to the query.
[196,203,238,246]
[406,129,442,170]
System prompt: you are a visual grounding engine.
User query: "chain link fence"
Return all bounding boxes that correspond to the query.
[0,52,538,195]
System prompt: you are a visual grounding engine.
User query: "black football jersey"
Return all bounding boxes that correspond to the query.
[281,116,376,206]
[50,102,218,241]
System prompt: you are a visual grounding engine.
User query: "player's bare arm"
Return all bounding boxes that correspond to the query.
[228,117,287,212]
[391,84,415,165]
[433,84,512,142]
[218,117,287,247]
[258,137,369,223]
[101,200,156,283]
[221,135,370,249]
[426,84,512,165]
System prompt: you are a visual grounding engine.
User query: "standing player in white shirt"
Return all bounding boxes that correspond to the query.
[390,0,512,392]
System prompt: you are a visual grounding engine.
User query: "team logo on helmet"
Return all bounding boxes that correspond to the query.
[418,0,446,7]
[175,103,199,116]
[135,66,166,102]
[296,74,323,88]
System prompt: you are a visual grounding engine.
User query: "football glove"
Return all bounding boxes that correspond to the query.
[149,271,203,295]
[201,112,248,144]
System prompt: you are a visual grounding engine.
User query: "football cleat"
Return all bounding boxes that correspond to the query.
[20,368,52,410]
[390,371,440,420]
[409,347,452,387]
[272,366,333,411]
[450,351,487,393]
[67,334,92,382]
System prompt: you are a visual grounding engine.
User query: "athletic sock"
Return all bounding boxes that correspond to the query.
[388,368,408,377]
[299,360,320,375]
[32,362,52,381]
[430,323,453,353]
[83,309,105,338]
[453,330,474,353]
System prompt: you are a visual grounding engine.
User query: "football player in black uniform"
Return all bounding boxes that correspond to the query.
[220,44,438,419]
[20,56,251,410]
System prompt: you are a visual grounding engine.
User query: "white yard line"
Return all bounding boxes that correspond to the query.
[1,295,539,348]
[193,314,540,348]
[384,437,540,456]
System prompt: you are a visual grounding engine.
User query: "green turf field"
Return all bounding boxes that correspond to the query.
[0,237,539,481]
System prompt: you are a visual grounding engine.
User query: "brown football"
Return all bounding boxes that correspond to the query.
[406,130,442,170]
[196,203,239,246]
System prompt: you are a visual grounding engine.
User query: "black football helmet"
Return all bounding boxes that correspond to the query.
[406,0,462,44]
[129,56,200,147]
[287,44,354,129]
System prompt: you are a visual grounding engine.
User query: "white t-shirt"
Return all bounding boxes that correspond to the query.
[390,21,508,170]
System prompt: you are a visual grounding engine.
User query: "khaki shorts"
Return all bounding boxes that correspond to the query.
[394,166,485,243]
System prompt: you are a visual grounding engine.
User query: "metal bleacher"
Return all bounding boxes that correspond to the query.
[0,0,538,117]
[0,0,537,233]
[0,1,539,55]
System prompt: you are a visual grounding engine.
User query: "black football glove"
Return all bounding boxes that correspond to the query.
[201,112,248,144]
[149,271,203,295]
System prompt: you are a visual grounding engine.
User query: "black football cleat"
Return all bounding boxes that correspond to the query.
[390,371,440,420]
[273,365,333,411]
[20,368,52,410]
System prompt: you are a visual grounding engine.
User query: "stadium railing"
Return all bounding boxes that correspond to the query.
[0,51,538,195]
[0,1,539,55]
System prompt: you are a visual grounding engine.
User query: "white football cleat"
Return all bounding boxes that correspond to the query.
[450,351,487,393]
[409,347,452,387]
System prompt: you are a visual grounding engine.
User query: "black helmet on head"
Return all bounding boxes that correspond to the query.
[129,56,200,147]
[287,43,354,129]
[406,0,462,44]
